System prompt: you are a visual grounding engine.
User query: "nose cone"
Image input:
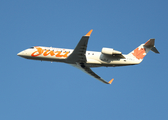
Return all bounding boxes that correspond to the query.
[17,51,24,57]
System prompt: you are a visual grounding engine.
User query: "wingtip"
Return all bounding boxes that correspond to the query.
[108,78,114,84]
[85,29,93,36]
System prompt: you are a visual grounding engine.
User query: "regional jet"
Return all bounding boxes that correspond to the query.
[17,30,159,84]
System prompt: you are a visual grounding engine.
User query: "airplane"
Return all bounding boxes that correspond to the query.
[17,30,159,84]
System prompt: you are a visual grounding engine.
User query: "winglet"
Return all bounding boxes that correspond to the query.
[108,78,114,84]
[85,29,93,36]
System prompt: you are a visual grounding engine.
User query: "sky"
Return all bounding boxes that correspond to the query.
[0,0,168,120]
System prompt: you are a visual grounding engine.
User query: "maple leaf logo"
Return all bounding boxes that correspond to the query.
[132,47,146,59]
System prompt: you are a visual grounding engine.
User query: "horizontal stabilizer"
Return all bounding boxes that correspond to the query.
[151,47,160,54]
[144,39,160,54]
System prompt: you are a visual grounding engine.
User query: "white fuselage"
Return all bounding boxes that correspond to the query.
[17,29,159,84]
[17,46,141,67]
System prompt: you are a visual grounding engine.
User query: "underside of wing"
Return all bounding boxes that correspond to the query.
[72,63,114,84]
[66,30,93,64]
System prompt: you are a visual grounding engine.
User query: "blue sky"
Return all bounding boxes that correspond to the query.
[0,0,168,120]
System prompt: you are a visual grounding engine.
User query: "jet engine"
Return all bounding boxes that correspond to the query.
[101,47,122,55]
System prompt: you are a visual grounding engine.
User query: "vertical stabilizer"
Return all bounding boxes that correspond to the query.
[128,39,159,62]
[128,44,147,61]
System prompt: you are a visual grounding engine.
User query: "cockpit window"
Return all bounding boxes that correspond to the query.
[29,47,34,49]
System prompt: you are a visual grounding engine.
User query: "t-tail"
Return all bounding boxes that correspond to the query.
[128,39,159,63]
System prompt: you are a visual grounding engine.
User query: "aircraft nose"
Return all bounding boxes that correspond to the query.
[17,51,24,56]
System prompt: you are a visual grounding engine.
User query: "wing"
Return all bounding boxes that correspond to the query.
[72,63,114,84]
[67,30,114,84]
[66,30,93,64]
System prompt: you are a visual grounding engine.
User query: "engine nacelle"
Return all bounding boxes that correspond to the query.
[101,47,121,55]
